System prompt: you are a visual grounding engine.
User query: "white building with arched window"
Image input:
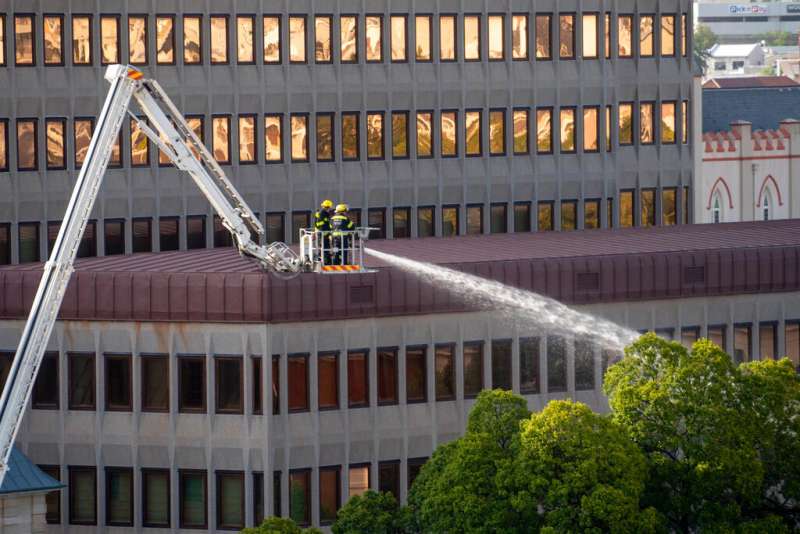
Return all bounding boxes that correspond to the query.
[699,119,800,224]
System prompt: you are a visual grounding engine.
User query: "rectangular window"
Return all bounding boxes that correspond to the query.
[210,15,228,64]
[389,15,407,62]
[141,355,168,412]
[40,465,60,524]
[439,15,456,61]
[561,200,577,231]
[560,107,576,153]
[289,470,311,526]
[14,15,34,65]
[734,324,752,365]
[368,208,386,239]
[661,101,676,144]
[74,118,93,169]
[440,110,457,157]
[547,336,567,392]
[289,16,306,63]
[106,467,133,527]
[0,120,7,171]
[513,109,529,154]
[365,15,383,62]
[271,356,280,414]
[583,106,599,152]
[681,14,688,57]
[76,220,96,259]
[575,340,595,391]
[786,322,799,369]
[68,466,96,525]
[105,354,131,411]
[250,357,262,414]
[340,15,358,63]
[465,110,482,156]
[178,356,206,413]
[435,344,455,401]
[488,15,504,60]
[43,15,63,65]
[661,15,675,57]
[680,327,700,349]
[378,348,398,405]
[130,118,149,166]
[253,472,264,525]
[0,353,10,394]
[266,213,285,244]
[709,325,727,351]
[342,112,359,161]
[263,15,280,64]
[463,342,483,397]
[182,15,201,64]
[489,109,505,155]
[491,340,512,390]
[759,323,777,360]
[264,114,282,162]
[315,15,332,63]
[379,462,400,500]
[216,472,244,530]
[319,467,340,525]
[584,199,600,229]
[318,352,338,410]
[348,464,369,498]
[215,357,243,414]
[99,15,119,64]
[442,205,459,237]
[393,207,411,239]
[464,15,481,61]
[45,118,66,170]
[273,471,282,516]
[128,15,147,65]
[186,215,206,249]
[406,346,426,403]
[290,114,309,162]
[418,206,435,238]
[512,14,528,60]
[582,13,598,58]
[536,108,553,153]
[391,112,409,159]
[466,204,483,235]
[68,353,95,410]
[490,203,507,234]
[347,350,368,408]
[179,470,207,529]
[0,224,9,265]
[158,217,179,252]
[238,114,256,164]
[416,111,433,158]
[662,188,677,226]
[16,118,37,171]
[415,15,431,61]
[682,100,689,145]
[19,221,40,263]
[312,113,333,162]
[640,102,654,145]
[32,352,59,409]
[154,16,175,65]
[641,189,656,227]
[520,337,540,394]
[605,105,612,151]
[514,202,531,233]
[619,102,633,145]
[142,469,169,528]
[288,353,309,412]
[618,15,633,57]
[640,15,654,57]
[538,201,554,231]
[367,112,384,160]
[236,15,254,64]
[291,212,310,244]
[620,190,634,228]
[536,14,551,60]
[559,14,575,59]
[604,13,611,59]
[212,115,230,163]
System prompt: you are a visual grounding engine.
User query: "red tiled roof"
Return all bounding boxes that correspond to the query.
[703,76,800,90]
[0,221,799,324]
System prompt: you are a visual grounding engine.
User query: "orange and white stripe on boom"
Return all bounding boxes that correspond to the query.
[321,265,362,272]
[127,67,144,80]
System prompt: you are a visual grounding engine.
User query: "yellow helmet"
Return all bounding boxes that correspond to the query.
[335,203,348,214]
[321,199,334,209]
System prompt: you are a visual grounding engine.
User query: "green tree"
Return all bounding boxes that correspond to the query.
[508,400,662,533]
[604,334,800,531]
[241,516,322,534]
[693,24,718,72]
[758,31,795,46]
[332,490,412,534]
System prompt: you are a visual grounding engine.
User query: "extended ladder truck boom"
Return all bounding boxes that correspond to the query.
[0,65,373,486]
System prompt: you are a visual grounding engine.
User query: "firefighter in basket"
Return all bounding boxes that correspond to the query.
[331,204,356,265]
[314,199,334,264]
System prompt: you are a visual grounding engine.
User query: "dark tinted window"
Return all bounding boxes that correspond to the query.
[104,220,125,256]
[215,357,243,413]
[186,215,206,249]
[216,471,244,530]
[491,340,512,390]
[378,461,399,499]
[406,346,426,402]
[319,466,340,524]
[289,469,310,526]
[179,356,206,413]
[68,466,96,525]
[463,342,483,397]
[159,217,179,251]
[68,353,95,410]
[105,354,131,411]
[142,355,168,411]
[574,339,595,391]
[348,350,368,408]
[132,218,152,253]
[252,357,262,414]
[105,467,133,526]
[288,354,309,411]
[318,352,338,410]
[435,344,455,401]
[378,348,398,404]
[519,338,540,394]
[179,470,207,529]
[547,336,567,392]
[33,352,59,409]
[142,469,170,527]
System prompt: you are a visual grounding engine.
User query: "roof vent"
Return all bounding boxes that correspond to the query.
[684,266,706,284]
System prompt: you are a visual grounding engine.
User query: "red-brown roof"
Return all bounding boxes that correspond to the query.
[0,220,799,324]
[703,76,800,90]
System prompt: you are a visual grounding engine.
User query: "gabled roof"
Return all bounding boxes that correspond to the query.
[708,43,761,58]
[0,447,62,495]
[704,76,800,89]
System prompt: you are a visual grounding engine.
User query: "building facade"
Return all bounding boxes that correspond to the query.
[697,1,800,43]
[706,42,765,77]
[0,0,695,266]
[699,119,800,223]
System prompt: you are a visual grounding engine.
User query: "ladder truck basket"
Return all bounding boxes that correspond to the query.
[299,228,378,274]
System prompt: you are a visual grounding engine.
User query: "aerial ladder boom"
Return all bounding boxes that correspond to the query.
[0,64,311,486]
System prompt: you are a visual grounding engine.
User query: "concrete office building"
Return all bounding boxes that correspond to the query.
[2,221,800,532]
[697,1,800,43]
[0,1,695,266]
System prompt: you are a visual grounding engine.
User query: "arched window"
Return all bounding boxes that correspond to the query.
[763,189,772,221]
[712,194,722,224]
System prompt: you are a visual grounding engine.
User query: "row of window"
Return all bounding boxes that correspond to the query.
[39,459,420,529]
[1,11,690,68]
[0,188,690,264]
[10,321,799,417]
[0,102,690,171]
